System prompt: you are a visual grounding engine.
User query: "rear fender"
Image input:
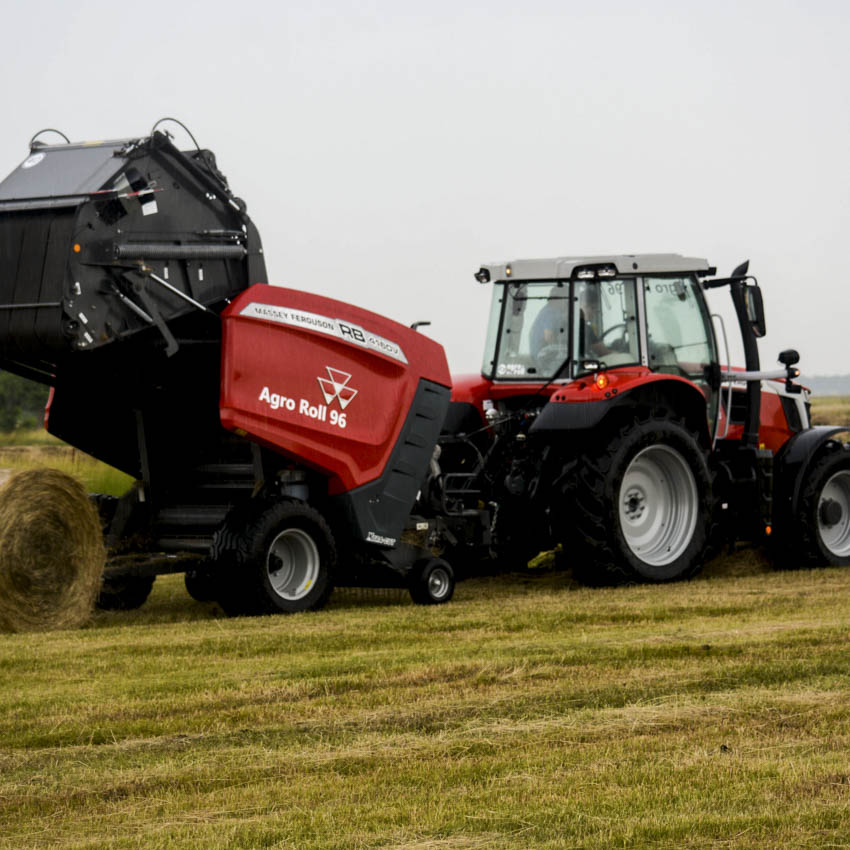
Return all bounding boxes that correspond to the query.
[531,373,711,446]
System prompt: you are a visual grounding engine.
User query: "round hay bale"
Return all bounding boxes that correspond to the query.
[0,468,105,633]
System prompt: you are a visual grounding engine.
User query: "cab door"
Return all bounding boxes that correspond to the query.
[641,276,720,435]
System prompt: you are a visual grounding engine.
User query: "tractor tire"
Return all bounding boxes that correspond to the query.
[97,576,155,611]
[408,557,455,605]
[572,414,712,584]
[790,441,850,567]
[212,500,336,616]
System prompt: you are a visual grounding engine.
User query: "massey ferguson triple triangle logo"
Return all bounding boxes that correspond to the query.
[317,367,358,410]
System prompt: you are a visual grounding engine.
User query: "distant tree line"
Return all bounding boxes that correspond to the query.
[0,372,50,431]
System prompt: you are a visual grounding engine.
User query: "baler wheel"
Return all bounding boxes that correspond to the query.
[572,414,711,584]
[791,441,850,566]
[212,500,336,616]
[97,576,155,611]
[184,564,218,602]
[408,557,455,605]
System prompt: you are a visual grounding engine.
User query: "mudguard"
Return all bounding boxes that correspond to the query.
[774,426,850,520]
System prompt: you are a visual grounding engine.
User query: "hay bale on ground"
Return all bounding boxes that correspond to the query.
[0,468,105,633]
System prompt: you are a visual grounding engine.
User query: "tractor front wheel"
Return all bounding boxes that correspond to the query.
[572,415,712,583]
[794,442,850,566]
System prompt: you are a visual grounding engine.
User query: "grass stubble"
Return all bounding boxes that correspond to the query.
[1,397,849,848]
[1,565,849,849]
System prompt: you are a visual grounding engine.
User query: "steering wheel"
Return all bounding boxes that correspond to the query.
[601,323,629,353]
[535,343,569,375]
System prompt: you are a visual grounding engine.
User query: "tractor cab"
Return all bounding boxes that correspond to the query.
[476,255,721,433]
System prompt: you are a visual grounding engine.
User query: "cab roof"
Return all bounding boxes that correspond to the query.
[477,253,714,282]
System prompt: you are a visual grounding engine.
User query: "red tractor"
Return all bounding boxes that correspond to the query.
[429,255,850,582]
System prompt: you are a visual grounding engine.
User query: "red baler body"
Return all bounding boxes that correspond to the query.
[221,284,451,495]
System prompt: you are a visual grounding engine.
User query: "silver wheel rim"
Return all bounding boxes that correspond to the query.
[427,567,451,600]
[619,445,698,567]
[266,528,320,601]
[818,470,850,558]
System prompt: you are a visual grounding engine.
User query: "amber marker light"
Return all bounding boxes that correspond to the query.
[595,373,609,390]
[765,525,772,536]
[73,243,81,253]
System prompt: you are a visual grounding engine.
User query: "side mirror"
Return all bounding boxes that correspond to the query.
[744,284,766,338]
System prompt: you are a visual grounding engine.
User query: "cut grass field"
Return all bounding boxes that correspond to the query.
[810,394,850,427]
[1,396,849,848]
[2,565,850,848]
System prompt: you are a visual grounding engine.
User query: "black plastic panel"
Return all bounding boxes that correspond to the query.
[0,142,126,201]
[332,379,451,546]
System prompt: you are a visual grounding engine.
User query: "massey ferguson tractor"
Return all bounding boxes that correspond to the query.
[427,255,850,583]
[0,125,848,617]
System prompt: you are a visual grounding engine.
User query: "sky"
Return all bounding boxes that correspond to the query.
[1,0,848,378]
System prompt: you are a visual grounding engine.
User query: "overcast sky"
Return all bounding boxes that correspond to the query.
[1,0,848,377]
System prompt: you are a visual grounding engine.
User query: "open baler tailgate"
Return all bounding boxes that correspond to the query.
[0,133,266,383]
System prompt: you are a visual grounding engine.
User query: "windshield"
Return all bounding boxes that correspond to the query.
[484,279,640,380]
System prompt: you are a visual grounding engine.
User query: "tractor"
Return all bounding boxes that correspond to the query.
[428,255,850,582]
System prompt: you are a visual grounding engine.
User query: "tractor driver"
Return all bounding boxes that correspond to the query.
[579,285,612,360]
[530,285,570,370]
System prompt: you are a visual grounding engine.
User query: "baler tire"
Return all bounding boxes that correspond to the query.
[213,501,336,616]
[184,564,218,602]
[792,441,850,567]
[96,576,155,611]
[409,558,455,605]
[572,414,711,584]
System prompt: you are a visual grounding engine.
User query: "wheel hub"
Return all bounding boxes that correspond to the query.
[624,488,646,519]
[266,527,320,601]
[428,567,451,600]
[819,497,842,528]
[818,469,850,558]
[618,444,699,567]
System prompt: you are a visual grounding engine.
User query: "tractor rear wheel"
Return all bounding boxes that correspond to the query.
[793,441,850,566]
[572,415,711,583]
[212,500,336,616]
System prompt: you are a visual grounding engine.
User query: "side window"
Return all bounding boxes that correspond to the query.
[572,279,639,372]
[643,278,714,379]
[492,282,569,379]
